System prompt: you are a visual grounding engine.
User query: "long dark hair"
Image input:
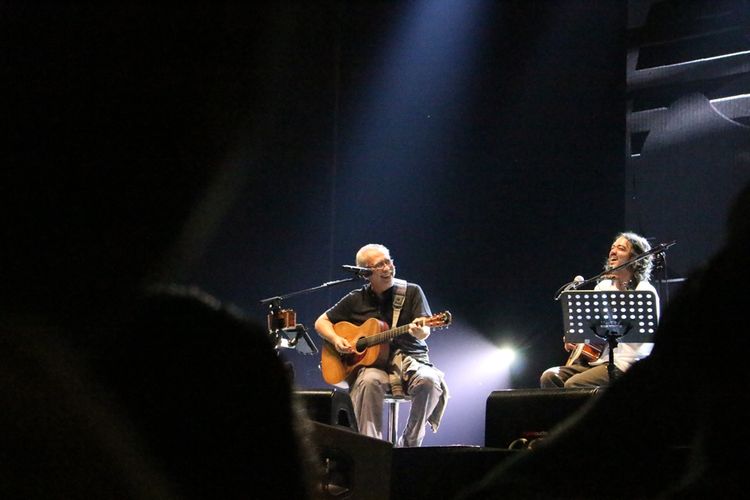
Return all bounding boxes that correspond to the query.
[607,232,653,283]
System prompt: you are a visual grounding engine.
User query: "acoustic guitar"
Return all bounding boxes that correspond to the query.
[564,341,604,366]
[321,311,452,385]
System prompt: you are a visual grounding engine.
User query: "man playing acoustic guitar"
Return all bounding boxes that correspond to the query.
[315,244,448,447]
[540,232,660,388]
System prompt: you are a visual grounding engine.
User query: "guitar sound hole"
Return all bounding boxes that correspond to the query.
[355,337,368,352]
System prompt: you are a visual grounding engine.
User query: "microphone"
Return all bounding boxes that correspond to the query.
[555,275,586,300]
[568,275,585,290]
[655,240,676,252]
[341,265,373,277]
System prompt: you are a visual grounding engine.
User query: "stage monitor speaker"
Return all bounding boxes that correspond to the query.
[295,389,358,433]
[390,446,514,500]
[485,388,601,448]
[310,421,392,500]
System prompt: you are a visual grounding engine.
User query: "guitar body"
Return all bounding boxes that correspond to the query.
[565,342,604,366]
[321,317,391,385]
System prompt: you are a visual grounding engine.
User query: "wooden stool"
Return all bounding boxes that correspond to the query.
[383,393,412,446]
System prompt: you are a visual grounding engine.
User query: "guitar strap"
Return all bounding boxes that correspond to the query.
[389,278,408,397]
[391,278,407,328]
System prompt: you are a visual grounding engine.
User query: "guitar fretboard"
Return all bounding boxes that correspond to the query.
[364,324,412,347]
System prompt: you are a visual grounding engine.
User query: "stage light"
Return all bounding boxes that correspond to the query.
[481,346,516,372]
[473,344,518,376]
[493,346,517,367]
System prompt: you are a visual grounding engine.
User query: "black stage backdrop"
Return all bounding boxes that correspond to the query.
[180,1,628,446]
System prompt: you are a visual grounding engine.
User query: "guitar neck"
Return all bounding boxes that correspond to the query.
[364,324,412,348]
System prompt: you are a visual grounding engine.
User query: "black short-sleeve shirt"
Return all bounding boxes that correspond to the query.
[325,282,431,357]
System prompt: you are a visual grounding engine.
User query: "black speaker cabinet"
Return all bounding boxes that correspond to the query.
[485,388,601,448]
[390,446,514,500]
[295,389,358,433]
[310,421,392,500]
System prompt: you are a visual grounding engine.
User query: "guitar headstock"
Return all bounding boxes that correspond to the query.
[422,311,452,330]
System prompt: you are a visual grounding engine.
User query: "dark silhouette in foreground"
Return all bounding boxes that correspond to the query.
[4,4,316,498]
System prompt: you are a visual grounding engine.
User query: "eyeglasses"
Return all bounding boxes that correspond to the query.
[368,258,394,270]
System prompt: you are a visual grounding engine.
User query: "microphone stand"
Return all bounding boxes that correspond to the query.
[554,240,676,300]
[259,276,363,354]
[259,276,361,306]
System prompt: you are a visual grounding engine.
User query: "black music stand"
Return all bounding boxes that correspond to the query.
[278,323,318,355]
[260,297,319,355]
[259,277,361,355]
[560,289,658,382]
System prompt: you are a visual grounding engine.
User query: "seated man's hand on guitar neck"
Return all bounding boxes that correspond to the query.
[408,318,430,340]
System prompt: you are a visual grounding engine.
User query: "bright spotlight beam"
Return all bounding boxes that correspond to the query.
[477,346,517,375]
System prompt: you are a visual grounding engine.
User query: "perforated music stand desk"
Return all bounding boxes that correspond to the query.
[560,290,658,381]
